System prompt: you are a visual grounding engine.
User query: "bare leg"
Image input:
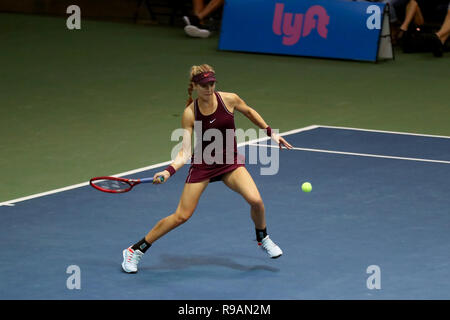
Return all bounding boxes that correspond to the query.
[436,10,450,44]
[192,0,205,17]
[222,167,266,230]
[400,0,424,32]
[196,0,224,21]
[144,180,209,244]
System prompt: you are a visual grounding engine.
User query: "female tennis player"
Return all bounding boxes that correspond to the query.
[122,64,293,273]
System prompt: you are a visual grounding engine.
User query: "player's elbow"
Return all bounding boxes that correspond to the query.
[244,107,255,119]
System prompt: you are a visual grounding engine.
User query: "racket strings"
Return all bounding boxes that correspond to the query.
[93,179,130,192]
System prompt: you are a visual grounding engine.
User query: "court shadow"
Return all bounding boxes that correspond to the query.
[141,254,280,273]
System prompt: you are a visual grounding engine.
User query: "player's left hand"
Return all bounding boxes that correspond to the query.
[278,136,293,149]
[272,134,293,150]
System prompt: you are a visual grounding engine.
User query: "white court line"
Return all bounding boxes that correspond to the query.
[252,143,450,165]
[317,125,450,139]
[0,161,173,207]
[237,124,318,147]
[0,125,319,207]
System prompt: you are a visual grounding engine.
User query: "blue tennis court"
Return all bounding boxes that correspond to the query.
[1,125,449,300]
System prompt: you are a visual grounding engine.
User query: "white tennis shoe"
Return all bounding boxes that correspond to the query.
[184,25,211,38]
[259,236,283,259]
[122,247,144,273]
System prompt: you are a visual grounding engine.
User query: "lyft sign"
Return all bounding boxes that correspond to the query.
[219,0,386,62]
[272,3,330,46]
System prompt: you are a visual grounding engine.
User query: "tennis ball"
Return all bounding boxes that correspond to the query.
[302,182,312,193]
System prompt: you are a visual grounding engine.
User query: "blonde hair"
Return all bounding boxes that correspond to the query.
[186,64,215,107]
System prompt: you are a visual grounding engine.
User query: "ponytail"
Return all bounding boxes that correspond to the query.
[186,82,194,107]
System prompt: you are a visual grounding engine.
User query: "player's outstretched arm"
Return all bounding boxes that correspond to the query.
[231,93,293,150]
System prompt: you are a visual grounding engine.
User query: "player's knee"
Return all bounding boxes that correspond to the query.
[249,197,264,211]
[173,209,193,225]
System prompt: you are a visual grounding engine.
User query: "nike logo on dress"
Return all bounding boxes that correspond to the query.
[210,119,216,123]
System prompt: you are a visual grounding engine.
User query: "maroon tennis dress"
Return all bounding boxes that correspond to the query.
[186,91,245,183]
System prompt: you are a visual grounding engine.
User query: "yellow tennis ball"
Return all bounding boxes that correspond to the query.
[302,182,312,193]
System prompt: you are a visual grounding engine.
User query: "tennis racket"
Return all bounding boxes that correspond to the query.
[90,176,164,193]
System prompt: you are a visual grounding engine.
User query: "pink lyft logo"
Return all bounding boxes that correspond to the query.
[272,3,330,46]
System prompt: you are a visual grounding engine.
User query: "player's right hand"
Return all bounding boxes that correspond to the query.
[152,170,170,184]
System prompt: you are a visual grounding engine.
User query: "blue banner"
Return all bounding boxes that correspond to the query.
[218,0,386,62]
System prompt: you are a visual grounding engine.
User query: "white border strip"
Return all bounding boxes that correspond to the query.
[0,161,173,207]
[0,125,319,207]
[253,144,450,165]
[318,125,450,139]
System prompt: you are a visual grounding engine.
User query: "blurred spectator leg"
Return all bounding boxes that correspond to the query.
[399,0,424,35]
[183,0,224,38]
[196,0,224,21]
[192,0,206,20]
[431,8,450,56]
[387,0,410,45]
[436,9,450,44]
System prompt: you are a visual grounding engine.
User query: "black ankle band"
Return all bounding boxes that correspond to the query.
[131,238,152,253]
[256,228,267,242]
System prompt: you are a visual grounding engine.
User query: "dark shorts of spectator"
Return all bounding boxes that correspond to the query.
[416,0,450,25]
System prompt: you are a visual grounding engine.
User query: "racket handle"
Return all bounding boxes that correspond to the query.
[141,176,164,184]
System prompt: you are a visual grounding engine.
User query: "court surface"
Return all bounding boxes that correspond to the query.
[1,125,449,300]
